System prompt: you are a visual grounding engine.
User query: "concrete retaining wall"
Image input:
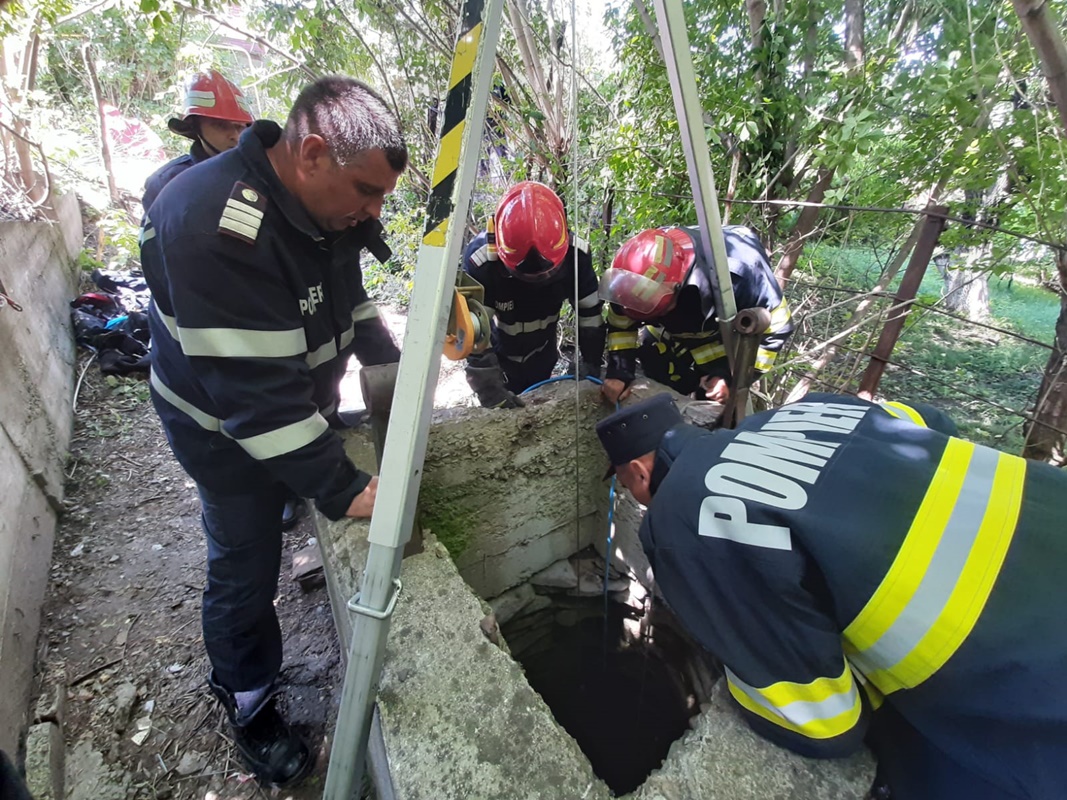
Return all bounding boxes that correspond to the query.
[318,379,876,798]
[0,193,82,756]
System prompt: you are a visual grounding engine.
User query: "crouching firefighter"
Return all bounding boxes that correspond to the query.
[141,77,407,787]
[463,181,605,408]
[595,391,1067,799]
[599,225,793,405]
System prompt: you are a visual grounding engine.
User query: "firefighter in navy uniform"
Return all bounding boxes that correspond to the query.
[596,392,1066,799]
[141,77,406,787]
[598,225,793,404]
[463,181,605,408]
[142,69,254,212]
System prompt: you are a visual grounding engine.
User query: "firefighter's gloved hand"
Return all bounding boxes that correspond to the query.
[466,361,525,409]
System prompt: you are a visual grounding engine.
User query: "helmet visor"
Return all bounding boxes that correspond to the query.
[598,269,675,317]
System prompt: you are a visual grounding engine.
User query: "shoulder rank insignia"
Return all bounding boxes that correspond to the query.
[219,182,267,244]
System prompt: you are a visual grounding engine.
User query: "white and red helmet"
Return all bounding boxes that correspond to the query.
[168,69,253,140]
[599,227,695,320]
[494,181,570,283]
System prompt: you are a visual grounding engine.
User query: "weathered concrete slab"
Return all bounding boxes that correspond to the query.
[0,192,81,756]
[634,682,875,799]
[375,538,612,800]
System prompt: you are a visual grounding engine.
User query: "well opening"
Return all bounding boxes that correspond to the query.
[494,547,721,797]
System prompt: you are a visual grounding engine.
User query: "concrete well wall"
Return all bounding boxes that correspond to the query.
[0,194,83,755]
[318,379,876,798]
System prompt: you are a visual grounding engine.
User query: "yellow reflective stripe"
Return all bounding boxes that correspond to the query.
[845,438,974,652]
[237,412,329,460]
[880,401,926,427]
[607,331,638,351]
[690,342,728,364]
[725,662,862,740]
[865,452,1025,693]
[607,309,635,328]
[767,297,792,332]
[844,440,1025,695]
[755,348,778,371]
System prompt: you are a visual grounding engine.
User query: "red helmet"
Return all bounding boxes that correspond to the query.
[599,228,695,320]
[494,181,570,283]
[168,70,253,140]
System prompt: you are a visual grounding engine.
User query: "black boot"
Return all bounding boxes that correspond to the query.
[281,497,306,532]
[207,672,313,787]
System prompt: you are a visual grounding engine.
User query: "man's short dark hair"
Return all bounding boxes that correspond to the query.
[284,75,408,172]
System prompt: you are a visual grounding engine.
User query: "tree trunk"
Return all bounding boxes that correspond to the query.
[82,44,119,204]
[1023,250,1067,464]
[844,0,865,71]
[774,166,834,287]
[940,256,991,320]
[1013,0,1067,135]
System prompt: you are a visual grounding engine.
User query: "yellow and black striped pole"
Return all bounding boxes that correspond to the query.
[423,0,485,247]
[323,1,504,797]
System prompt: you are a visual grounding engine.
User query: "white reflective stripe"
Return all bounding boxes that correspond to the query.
[725,667,861,731]
[307,339,338,369]
[150,368,222,432]
[139,225,156,244]
[578,315,602,328]
[504,339,551,363]
[469,244,492,265]
[577,291,600,309]
[177,326,306,359]
[186,90,216,107]
[235,94,252,113]
[339,326,355,351]
[497,313,559,336]
[574,235,589,253]
[352,301,380,323]
[155,308,180,341]
[237,412,329,460]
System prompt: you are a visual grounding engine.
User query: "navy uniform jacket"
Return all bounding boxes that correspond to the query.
[642,393,1065,799]
[142,140,210,212]
[463,231,604,372]
[141,120,399,520]
[605,225,793,384]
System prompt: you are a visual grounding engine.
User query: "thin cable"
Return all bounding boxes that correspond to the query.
[570,0,582,630]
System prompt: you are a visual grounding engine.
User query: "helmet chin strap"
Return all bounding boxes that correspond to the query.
[198,136,223,157]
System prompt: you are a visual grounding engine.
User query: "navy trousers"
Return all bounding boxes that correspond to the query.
[500,342,559,394]
[198,481,287,693]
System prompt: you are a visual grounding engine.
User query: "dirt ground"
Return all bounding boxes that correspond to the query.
[32,307,470,800]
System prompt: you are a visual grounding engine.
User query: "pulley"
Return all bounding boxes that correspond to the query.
[443,272,492,360]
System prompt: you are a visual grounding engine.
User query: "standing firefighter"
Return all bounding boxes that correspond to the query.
[464,181,605,408]
[142,69,254,211]
[596,392,1067,799]
[141,76,406,786]
[599,225,793,404]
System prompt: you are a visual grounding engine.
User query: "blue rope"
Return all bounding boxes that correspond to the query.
[518,373,604,395]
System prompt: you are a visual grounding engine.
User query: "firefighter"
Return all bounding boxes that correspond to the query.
[464,181,605,408]
[595,392,1066,799]
[140,76,406,786]
[142,69,307,531]
[142,69,254,211]
[599,225,793,405]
